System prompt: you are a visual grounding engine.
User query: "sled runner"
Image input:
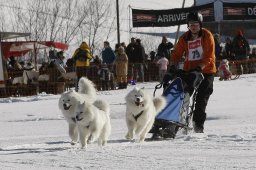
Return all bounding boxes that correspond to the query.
[150,70,204,140]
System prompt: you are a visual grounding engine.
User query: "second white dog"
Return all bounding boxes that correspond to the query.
[75,99,111,148]
[58,77,97,145]
[125,87,166,142]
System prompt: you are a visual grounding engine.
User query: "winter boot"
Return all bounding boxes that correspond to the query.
[151,133,162,140]
[193,121,204,133]
[150,127,162,140]
[162,124,179,139]
[122,82,127,89]
[118,83,123,89]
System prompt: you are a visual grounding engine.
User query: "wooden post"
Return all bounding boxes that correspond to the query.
[174,0,186,46]
[116,0,120,45]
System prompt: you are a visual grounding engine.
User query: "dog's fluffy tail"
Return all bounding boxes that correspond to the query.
[94,100,110,115]
[153,96,167,113]
[78,77,97,99]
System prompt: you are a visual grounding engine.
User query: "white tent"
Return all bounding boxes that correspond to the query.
[0,32,30,88]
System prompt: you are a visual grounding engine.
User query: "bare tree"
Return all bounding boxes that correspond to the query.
[56,0,90,43]
[0,6,8,31]
[3,0,126,57]
[76,0,114,52]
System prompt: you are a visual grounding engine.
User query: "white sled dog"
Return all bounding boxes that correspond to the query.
[74,99,111,148]
[58,77,97,145]
[125,87,166,142]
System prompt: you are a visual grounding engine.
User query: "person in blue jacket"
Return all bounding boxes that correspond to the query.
[102,41,116,65]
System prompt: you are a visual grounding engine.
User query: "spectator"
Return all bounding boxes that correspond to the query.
[133,38,145,82]
[214,33,222,61]
[72,41,93,91]
[232,30,250,74]
[224,37,233,60]
[121,42,127,51]
[149,51,156,62]
[66,58,74,69]
[126,37,137,81]
[53,51,66,74]
[49,48,58,60]
[114,43,121,56]
[157,36,174,60]
[250,48,256,59]
[97,63,111,91]
[156,56,169,82]
[115,46,128,89]
[8,56,22,70]
[126,37,136,63]
[92,55,102,67]
[232,30,250,60]
[102,41,116,65]
[248,48,256,73]
[56,51,66,67]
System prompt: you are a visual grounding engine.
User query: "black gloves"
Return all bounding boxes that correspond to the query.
[169,65,177,74]
[192,66,202,73]
[161,65,177,90]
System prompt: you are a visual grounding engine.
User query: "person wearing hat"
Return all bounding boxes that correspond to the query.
[157,36,174,60]
[168,11,216,133]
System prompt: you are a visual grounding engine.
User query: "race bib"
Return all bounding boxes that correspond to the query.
[188,38,203,61]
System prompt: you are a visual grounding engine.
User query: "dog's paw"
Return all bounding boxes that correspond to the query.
[125,133,133,140]
[101,140,107,146]
[135,138,145,143]
[87,139,94,144]
[81,145,87,149]
[70,141,77,145]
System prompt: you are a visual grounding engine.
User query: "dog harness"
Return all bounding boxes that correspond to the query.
[133,111,144,121]
[71,117,76,123]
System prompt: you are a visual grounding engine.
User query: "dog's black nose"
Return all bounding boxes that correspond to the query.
[75,115,83,121]
[136,98,140,102]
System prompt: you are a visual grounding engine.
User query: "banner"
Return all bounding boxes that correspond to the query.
[223,3,256,20]
[132,3,214,27]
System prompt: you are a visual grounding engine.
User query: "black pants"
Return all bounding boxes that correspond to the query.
[75,66,88,91]
[192,74,214,126]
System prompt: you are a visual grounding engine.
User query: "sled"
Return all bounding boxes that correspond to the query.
[150,70,204,140]
[229,61,242,80]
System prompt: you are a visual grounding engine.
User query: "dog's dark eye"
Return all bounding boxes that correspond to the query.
[80,112,83,114]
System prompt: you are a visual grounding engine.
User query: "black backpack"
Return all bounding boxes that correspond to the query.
[74,48,88,62]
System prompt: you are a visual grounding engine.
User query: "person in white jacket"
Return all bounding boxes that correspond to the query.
[156,56,169,82]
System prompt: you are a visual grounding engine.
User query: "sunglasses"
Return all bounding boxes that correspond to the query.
[188,22,200,27]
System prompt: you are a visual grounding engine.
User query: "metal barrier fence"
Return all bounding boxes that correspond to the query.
[0,59,256,98]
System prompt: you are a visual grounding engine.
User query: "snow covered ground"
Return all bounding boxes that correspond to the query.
[1,74,256,170]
